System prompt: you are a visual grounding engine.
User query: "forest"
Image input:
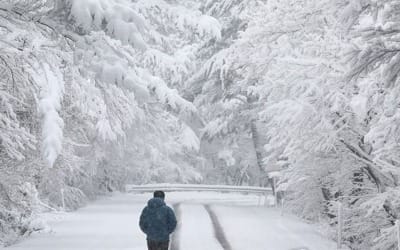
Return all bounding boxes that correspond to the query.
[1,0,400,249]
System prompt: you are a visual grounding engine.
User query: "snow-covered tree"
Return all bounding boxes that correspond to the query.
[3,0,400,249]
[0,0,219,245]
[189,0,400,249]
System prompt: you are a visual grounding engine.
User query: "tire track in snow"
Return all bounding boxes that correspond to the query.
[204,205,233,250]
[170,203,181,250]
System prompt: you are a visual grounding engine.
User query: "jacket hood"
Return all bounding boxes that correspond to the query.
[147,197,166,208]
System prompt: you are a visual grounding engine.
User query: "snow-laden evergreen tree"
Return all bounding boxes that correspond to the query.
[0,0,218,245]
[189,0,400,249]
[186,0,268,186]
[339,1,400,248]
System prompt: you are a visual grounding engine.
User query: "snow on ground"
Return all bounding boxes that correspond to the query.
[4,194,148,250]
[178,204,223,250]
[2,191,338,250]
[213,205,338,250]
[164,191,262,206]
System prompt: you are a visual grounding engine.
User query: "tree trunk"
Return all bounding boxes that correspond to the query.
[250,120,268,187]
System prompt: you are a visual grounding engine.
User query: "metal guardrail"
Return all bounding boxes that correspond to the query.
[126,184,272,194]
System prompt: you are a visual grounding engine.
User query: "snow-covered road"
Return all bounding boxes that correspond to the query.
[4,192,337,250]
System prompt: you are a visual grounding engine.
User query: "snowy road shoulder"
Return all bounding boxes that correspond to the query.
[2,194,148,250]
[211,205,338,250]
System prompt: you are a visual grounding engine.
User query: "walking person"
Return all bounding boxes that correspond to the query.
[139,190,177,250]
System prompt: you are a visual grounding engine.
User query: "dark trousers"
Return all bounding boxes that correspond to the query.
[147,239,169,250]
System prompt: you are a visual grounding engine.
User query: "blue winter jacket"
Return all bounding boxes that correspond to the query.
[139,198,177,241]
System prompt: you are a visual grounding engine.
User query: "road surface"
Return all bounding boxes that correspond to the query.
[3,192,338,250]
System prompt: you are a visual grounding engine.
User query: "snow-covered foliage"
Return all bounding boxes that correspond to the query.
[0,0,219,245]
[2,0,400,249]
[187,0,400,249]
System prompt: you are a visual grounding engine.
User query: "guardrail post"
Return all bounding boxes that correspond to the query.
[263,190,270,206]
[258,193,262,206]
[337,202,343,249]
[396,220,400,250]
[273,177,278,207]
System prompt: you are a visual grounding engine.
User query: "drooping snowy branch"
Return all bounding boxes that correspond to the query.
[34,63,65,167]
